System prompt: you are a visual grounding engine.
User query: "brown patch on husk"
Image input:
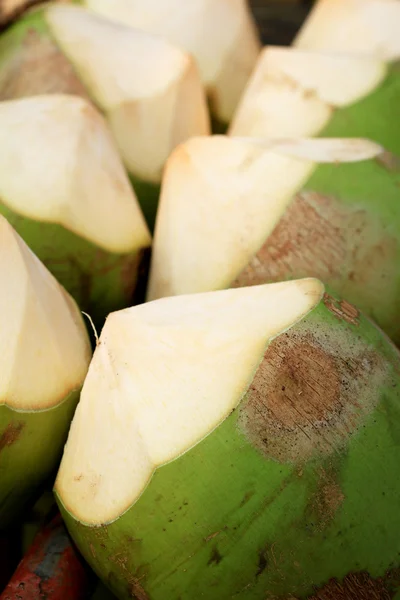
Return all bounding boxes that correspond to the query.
[307,466,345,530]
[0,28,90,100]
[266,570,400,599]
[323,294,360,327]
[0,422,24,452]
[376,151,400,173]
[232,191,398,331]
[306,570,399,599]
[238,312,388,463]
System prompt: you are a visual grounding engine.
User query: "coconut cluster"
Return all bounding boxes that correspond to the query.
[1,2,400,599]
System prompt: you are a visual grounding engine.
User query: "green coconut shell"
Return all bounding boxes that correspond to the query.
[0,13,151,322]
[232,147,400,344]
[0,204,149,330]
[57,288,400,599]
[0,390,80,529]
[319,62,400,155]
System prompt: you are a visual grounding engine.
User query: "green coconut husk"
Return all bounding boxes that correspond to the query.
[229,0,400,154]
[0,215,91,529]
[55,278,400,599]
[147,137,400,344]
[0,4,210,229]
[0,93,151,327]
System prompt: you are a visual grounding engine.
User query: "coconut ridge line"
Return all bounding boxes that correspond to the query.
[55,278,324,525]
[54,281,400,600]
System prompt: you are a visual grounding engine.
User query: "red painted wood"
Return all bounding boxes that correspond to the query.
[0,514,95,600]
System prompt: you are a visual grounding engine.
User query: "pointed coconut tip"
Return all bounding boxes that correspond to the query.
[229,46,386,138]
[55,277,324,525]
[148,135,384,300]
[0,215,91,411]
[45,3,191,102]
[295,0,400,61]
[82,0,261,123]
[0,94,151,252]
[46,3,210,182]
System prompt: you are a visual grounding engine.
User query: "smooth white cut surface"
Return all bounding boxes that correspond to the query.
[0,95,150,252]
[0,216,91,410]
[56,278,324,524]
[147,136,383,300]
[295,0,400,61]
[46,4,210,182]
[229,46,386,138]
[83,0,261,122]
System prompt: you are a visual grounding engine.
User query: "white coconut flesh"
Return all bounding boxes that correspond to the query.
[0,95,150,253]
[55,277,324,525]
[0,216,91,411]
[147,136,383,301]
[45,4,210,183]
[294,0,400,60]
[82,0,261,122]
[229,46,386,138]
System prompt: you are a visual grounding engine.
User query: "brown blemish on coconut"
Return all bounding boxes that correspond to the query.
[304,570,400,600]
[323,294,360,327]
[307,466,345,531]
[376,151,400,173]
[232,191,398,337]
[0,421,24,452]
[238,308,389,464]
[0,28,90,100]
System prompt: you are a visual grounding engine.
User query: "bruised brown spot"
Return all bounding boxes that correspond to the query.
[238,310,389,463]
[323,294,360,326]
[304,570,399,599]
[0,29,90,101]
[0,422,24,452]
[376,151,400,173]
[307,466,345,531]
[129,580,149,600]
[232,190,399,340]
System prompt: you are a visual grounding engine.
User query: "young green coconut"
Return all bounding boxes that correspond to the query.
[0,93,151,326]
[55,279,400,599]
[229,1,400,152]
[79,0,261,126]
[147,136,400,344]
[0,215,91,528]
[0,4,210,229]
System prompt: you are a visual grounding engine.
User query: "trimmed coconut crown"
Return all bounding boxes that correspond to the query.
[147,136,383,300]
[0,94,150,252]
[229,47,386,137]
[0,215,91,411]
[82,0,261,122]
[46,4,210,182]
[295,0,400,59]
[56,278,324,524]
